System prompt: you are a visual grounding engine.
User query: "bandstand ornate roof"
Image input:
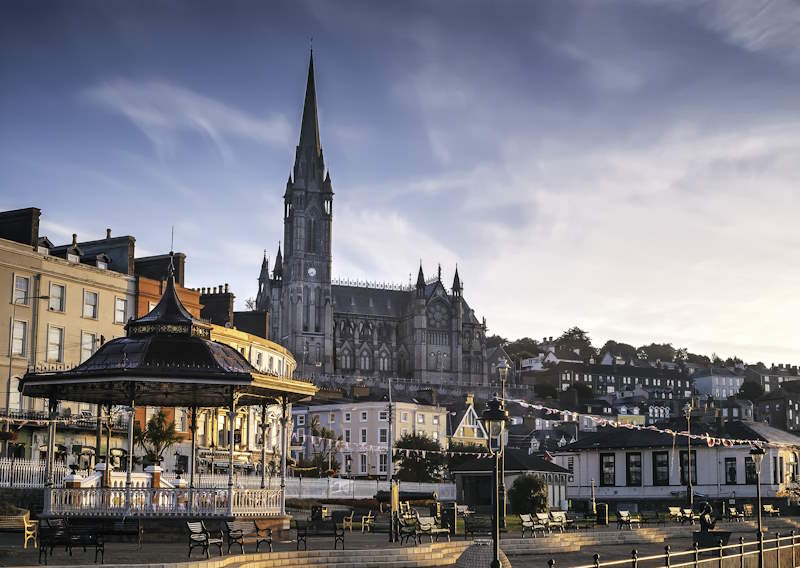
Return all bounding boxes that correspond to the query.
[20,253,316,407]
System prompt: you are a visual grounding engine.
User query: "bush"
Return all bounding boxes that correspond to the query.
[508,474,548,514]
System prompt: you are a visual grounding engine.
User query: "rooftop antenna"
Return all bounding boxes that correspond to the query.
[170,226,174,253]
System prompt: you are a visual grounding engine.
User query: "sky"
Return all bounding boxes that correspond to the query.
[2,0,800,365]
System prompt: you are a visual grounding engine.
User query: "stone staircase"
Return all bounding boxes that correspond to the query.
[502,527,692,557]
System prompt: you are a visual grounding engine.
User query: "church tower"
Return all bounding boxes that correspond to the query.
[280,50,334,374]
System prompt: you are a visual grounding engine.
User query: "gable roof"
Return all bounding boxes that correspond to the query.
[451,448,568,474]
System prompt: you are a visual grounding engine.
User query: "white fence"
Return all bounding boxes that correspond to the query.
[49,487,282,517]
[160,473,455,500]
[0,458,67,488]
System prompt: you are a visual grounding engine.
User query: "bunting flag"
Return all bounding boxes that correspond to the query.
[508,398,792,450]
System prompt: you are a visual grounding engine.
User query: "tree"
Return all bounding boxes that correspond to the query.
[599,340,637,361]
[244,297,257,310]
[507,474,549,514]
[309,416,341,477]
[504,337,542,362]
[134,410,181,467]
[739,381,764,402]
[486,335,507,349]
[556,327,595,358]
[636,343,677,362]
[685,351,710,365]
[394,433,445,482]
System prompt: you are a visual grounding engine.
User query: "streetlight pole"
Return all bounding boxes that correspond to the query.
[481,394,509,568]
[497,359,509,529]
[684,401,694,510]
[751,446,765,568]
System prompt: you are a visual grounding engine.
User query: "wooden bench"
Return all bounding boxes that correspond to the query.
[550,511,574,531]
[519,514,547,538]
[726,507,744,522]
[536,512,553,533]
[187,521,224,559]
[464,514,493,539]
[668,507,683,523]
[0,509,39,549]
[361,511,374,533]
[224,520,272,554]
[682,508,700,524]
[67,519,105,564]
[295,518,344,550]
[617,510,641,530]
[764,504,781,517]
[416,515,450,543]
[398,516,419,545]
[38,519,72,566]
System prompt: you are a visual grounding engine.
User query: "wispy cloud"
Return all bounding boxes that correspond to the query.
[83,78,292,162]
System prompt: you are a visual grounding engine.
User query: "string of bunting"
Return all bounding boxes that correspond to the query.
[508,398,795,450]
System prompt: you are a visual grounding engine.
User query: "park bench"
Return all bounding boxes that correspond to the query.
[726,507,744,522]
[38,519,72,565]
[0,509,39,549]
[187,521,224,559]
[416,515,450,543]
[640,511,663,525]
[536,512,554,533]
[361,510,374,533]
[106,518,143,550]
[224,520,273,554]
[742,504,754,518]
[398,515,419,545]
[550,511,574,531]
[295,518,345,550]
[464,514,493,539]
[764,504,781,517]
[67,519,105,564]
[519,514,547,538]
[668,507,683,523]
[617,510,641,530]
[682,508,700,524]
[341,511,354,532]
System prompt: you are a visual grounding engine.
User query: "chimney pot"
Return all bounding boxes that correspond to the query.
[72,233,77,245]
[106,228,111,239]
[224,283,229,293]
[213,287,217,294]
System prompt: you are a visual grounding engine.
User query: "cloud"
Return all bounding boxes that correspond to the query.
[658,0,800,63]
[83,78,292,162]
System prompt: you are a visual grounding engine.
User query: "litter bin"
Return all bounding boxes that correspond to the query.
[441,503,457,535]
[596,502,608,526]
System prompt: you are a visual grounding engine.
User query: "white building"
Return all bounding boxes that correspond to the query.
[693,367,745,400]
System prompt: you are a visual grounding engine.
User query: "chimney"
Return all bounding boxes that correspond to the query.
[72,233,77,246]
[465,393,474,407]
[224,283,229,293]
[106,228,111,239]
[549,336,553,342]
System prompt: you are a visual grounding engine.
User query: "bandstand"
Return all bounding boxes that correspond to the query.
[19,254,316,521]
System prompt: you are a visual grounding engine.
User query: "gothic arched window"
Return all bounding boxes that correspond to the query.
[379,352,390,372]
[360,351,371,371]
[306,216,317,253]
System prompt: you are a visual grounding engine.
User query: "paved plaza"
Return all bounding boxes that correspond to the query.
[0,522,782,568]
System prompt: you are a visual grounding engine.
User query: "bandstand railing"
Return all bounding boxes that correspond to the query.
[48,487,282,517]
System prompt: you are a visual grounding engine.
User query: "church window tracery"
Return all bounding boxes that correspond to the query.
[360,350,371,371]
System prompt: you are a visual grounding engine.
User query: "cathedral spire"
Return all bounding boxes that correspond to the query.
[416,263,425,298]
[299,49,321,156]
[452,265,462,296]
[273,241,283,279]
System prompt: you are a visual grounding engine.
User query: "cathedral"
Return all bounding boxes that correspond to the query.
[255,52,489,386]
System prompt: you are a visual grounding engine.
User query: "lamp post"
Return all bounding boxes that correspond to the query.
[6,292,48,457]
[497,359,509,529]
[683,401,693,509]
[590,478,596,515]
[751,446,765,568]
[481,394,509,568]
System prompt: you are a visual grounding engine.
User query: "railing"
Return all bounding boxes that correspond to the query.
[0,458,66,487]
[549,531,799,568]
[160,473,456,500]
[49,487,282,517]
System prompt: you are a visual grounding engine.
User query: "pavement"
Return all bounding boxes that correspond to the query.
[0,523,778,567]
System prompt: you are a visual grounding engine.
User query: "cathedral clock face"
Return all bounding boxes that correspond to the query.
[307,266,317,278]
[429,303,448,328]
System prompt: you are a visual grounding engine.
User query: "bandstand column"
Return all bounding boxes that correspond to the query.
[43,396,57,516]
[227,393,235,516]
[125,399,135,511]
[189,405,197,513]
[260,404,267,490]
[280,396,288,516]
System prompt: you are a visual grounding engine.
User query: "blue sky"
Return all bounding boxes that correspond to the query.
[2,0,800,364]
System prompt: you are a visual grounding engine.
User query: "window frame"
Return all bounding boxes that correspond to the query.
[652,451,670,486]
[114,297,127,324]
[725,457,737,485]
[626,452,642,487]
[13,275,30,305]
[49,282,66,312]
[82,290,99,319]
[679,450,697,485]
[80,330,97,363]
[46,324,64,363]
[360,428,367,443]
[600,453,615,487]
[11,320,27,357]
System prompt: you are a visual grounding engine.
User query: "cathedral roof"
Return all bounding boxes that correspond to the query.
[332,285,409,318]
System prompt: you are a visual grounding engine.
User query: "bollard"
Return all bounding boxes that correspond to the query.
[739,537,745,568]
[694,542,700,568]
[776,532,781,568]
[632,549,639,568]
[665,544,671,568]
[594,553,601,568]
[719,539,724,568]
[792,530,796,568]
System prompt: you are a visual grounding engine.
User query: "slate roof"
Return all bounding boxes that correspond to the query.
[451,448,568,474]
[332,285,410,318]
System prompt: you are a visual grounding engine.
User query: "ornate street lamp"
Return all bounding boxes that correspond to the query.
[497,359,509,529]
[683,402,693,509]
[481,394,509,568]
[750,446,766,568]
